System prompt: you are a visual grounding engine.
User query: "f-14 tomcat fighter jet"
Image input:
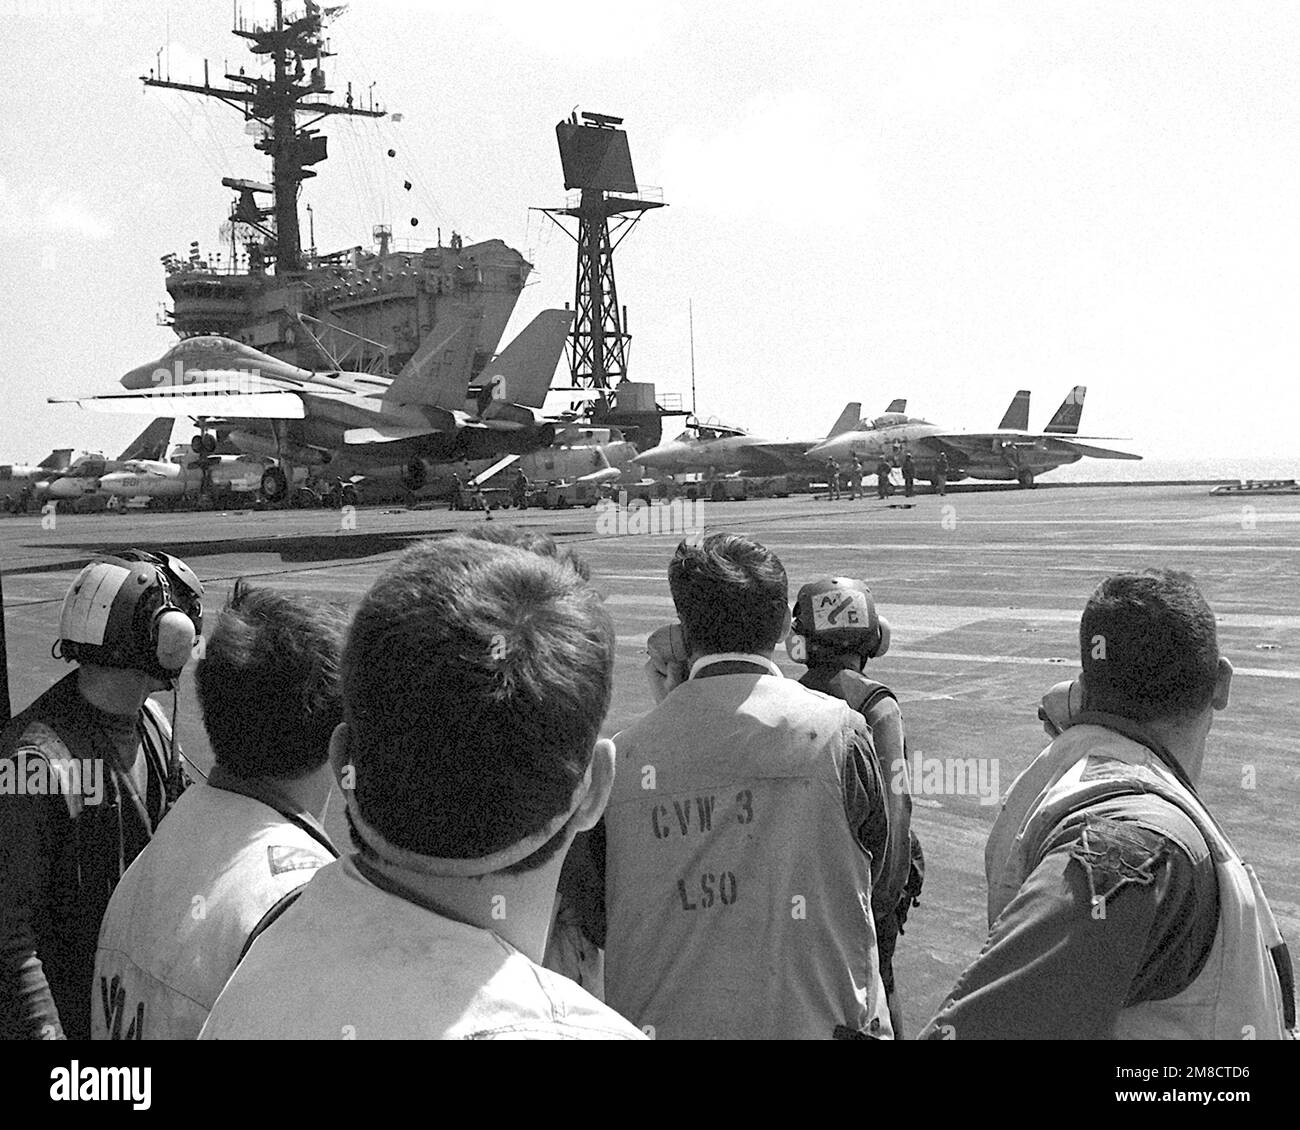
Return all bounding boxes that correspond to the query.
[807,386,1140,489]
[633,402,868,478]
[51,310,573,502]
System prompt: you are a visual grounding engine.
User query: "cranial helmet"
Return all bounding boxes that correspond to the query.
[787,577,890,664]
[57,549,204,684]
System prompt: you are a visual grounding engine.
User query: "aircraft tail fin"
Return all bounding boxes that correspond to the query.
[478,310,574,412]
[999,390,1031,431]
[118,418,174,461]
[1045,386,1086,434]
[38,448,74,472]
[827,402,862,438]
[885,398,907,414]
[384,323,474,413]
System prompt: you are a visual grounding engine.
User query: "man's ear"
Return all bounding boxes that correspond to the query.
[779,605,792,641]
[328,722,352,787]
[1212,657,1233,711]
[573,738,615,832]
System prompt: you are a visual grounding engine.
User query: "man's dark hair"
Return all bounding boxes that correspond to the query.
[668,533,788,655]
[1080,568,1220,723]
[467,525,591,580]
[196,580,348,779]
[343,535,613,873]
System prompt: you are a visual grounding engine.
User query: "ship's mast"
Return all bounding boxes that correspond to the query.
[142,0,384,273]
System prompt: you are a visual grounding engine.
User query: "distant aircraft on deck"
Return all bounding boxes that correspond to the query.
[806,387,1140,489]
[50,310,574,503]
[633,402,867,478]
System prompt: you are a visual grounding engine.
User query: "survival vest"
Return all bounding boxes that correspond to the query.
[604,670,892,1040]
[986,718,1294,1040]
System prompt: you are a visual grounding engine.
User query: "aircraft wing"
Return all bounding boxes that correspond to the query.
[1054,441,1142,460]
[745,441,818,473]
[919,432,1140,461]
[50,387,307,420]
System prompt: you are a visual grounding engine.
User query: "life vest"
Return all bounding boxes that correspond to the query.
[605,670,892,1040]
[200,857,645,1040]
[92,777,337,1040]
[986,718,1293,1040]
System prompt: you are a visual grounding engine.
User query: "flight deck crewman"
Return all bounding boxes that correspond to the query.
[604,533,894,1039]
[0,551,203,1039]
[200,537,644,1040]
[92,582,344,1040]
[789,578,924,1037]
[875,457,893,499]
[922,569,1296,1040]
[511,468,530,510]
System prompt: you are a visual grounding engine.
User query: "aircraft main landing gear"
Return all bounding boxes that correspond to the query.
[261,465,289,503]
[1017,470,1037,489]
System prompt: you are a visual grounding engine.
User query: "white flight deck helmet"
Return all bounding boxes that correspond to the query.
[56,550,204,685]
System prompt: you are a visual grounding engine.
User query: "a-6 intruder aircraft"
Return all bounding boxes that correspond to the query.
[33,419,176,502]
[633,401,872,478]
[97,444,286,505]
[806,387,1139,489]
[50,310,574,502]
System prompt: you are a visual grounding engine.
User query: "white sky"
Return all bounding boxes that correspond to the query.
[1,0,1297,462]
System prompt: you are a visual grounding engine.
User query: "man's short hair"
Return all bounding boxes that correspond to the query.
[343,535,613,872]
[1080,568,1220,723]
[196,580,348,779]
[467,525,591,580]
[668,533,788,655]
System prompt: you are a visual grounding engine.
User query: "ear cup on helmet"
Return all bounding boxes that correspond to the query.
[873,617,891,659]
[1070,674,1086,718]
[154,609,197,673]
[57,550,203,681]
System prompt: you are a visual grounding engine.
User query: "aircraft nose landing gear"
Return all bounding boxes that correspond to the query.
[1017,469,1037,489]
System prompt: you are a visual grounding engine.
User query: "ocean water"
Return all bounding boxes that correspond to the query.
[1045,455,1297,485]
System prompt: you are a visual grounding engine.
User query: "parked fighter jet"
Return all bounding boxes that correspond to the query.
[50,310,574,502]
[806,387,1138,489]
[386,423,638,502]
[633,403,863,477]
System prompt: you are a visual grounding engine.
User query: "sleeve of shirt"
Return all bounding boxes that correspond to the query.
[841,717,888,885]
[862,698,913,920]
[0,751,65,1040]
[919,794,1216,1040]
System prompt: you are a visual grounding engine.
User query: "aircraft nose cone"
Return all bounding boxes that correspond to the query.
[45,478,81,498]
[120,356,172,390]
[634,446,671,468]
